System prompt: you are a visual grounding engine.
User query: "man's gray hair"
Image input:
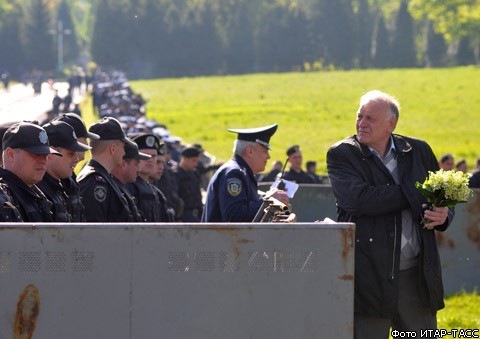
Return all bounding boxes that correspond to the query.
[234,139,258,156]
[359,90,400,119]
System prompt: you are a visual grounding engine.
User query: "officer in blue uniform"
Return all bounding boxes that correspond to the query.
[201,124,289,222]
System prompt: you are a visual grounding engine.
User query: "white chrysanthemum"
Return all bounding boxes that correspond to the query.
[425,169,472,202]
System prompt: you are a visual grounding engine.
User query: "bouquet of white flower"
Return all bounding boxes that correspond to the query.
[415,169,473,226]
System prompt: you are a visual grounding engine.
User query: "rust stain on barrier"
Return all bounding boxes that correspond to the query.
[341,228,355,263]
[338,274,354,281]
[13,284,40,339]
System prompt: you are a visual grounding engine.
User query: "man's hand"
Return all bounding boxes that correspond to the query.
[272,190,289,206]
[423,205,449,229]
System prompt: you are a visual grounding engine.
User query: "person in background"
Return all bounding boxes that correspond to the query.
[53,113,100,221]
[327,90,454,339]
[258,160,283,182]
[176,147,203,222]
[438,153,454,171]
[111,141,151,222]
[201,124,289,222]
[155,145,181,219]
[0,122,61,221]
[127,133,170,222]
[38,121,91,221]
[455,159,467,173]
[148,142,174,221]
[77,117,136,222]
[283,145,315,184]
[306,160,324,184]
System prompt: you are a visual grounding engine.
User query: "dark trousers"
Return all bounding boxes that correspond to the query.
[354,266,437,339]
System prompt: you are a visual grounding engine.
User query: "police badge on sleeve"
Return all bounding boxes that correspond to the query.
[227,178,242,197]
[94,185,107,202]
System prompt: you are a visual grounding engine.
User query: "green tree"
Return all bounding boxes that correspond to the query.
[57,1,80,67]
[0,3,25,74]
[90,0,131,71]
[409,0,480,64]
[24,0,56,71]
[355,0,373,68]
[391,0,417,67]
[372,14,391,68]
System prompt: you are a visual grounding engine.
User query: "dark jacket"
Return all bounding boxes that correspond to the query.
[201,154,262,222]
[77,160,134,222]
[37,172,70,222]
[326,134,454,318]
[0,168,53,222]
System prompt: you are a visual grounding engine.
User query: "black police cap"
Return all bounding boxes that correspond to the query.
[43,120,91,152]
[89,117,135,147]
[2,122,61,156]
[181,147,201,158]
[228,124,278,150]
[286,145,300,157]
[130,133,161,151]
[123,140,151,160]
[54,113,100,140]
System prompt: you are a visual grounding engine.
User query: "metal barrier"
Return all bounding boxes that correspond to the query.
[0,222,354,339]
[259,183,480,295]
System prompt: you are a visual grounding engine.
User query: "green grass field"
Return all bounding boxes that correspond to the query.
[131,66,480,174]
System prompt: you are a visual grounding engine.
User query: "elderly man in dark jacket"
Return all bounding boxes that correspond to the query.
[327,90,454,339]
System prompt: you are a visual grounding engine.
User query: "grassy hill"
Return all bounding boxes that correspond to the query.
[131,67,480,174]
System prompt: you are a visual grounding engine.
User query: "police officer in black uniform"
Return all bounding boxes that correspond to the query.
[127,133,170,222]
[283,145,315,184]
[77,117,137,222]
[201,124,289,222]
[38,121,91,222]
[176,147,203,222]
[112,141,151,222]
[0,122,61,221]
[53,113,100,221]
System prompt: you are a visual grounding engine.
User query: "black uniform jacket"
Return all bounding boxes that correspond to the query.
[326,134,454,317]
[77,159,134,222]
[0,168,53,222]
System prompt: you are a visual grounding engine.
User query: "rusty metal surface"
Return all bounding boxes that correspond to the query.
[259,184,480,294]
[0,222,354,339]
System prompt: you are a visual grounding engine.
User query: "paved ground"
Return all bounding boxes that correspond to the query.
[0,82,73,124]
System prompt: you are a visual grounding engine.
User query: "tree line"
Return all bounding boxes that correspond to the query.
[0,0,479,80]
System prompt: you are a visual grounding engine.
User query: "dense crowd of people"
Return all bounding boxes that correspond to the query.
[0,71,222,222]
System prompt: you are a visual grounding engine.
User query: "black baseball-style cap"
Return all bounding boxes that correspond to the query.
[228,124,278,150]
[2,121,62,156]
[286,145,300,157]
[89,117,135,147]
[123,141,151,161]
[43,120,91,152]
[54,113,100,140]
[181,147,201,158]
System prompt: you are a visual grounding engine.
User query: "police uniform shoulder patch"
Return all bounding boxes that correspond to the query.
[226,178,242,197]
[94,185,107,202]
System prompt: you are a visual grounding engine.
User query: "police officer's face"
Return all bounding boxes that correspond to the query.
[288,151,302,171]
[48,147,79,179]
[250,144,270,173]
[125,159,140,183]
[9,149,48,186]
[139,149,157,176]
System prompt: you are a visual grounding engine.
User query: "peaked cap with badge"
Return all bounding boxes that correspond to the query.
[129,133,161,152]
[228,124,278,150]
[2,121,62,156]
